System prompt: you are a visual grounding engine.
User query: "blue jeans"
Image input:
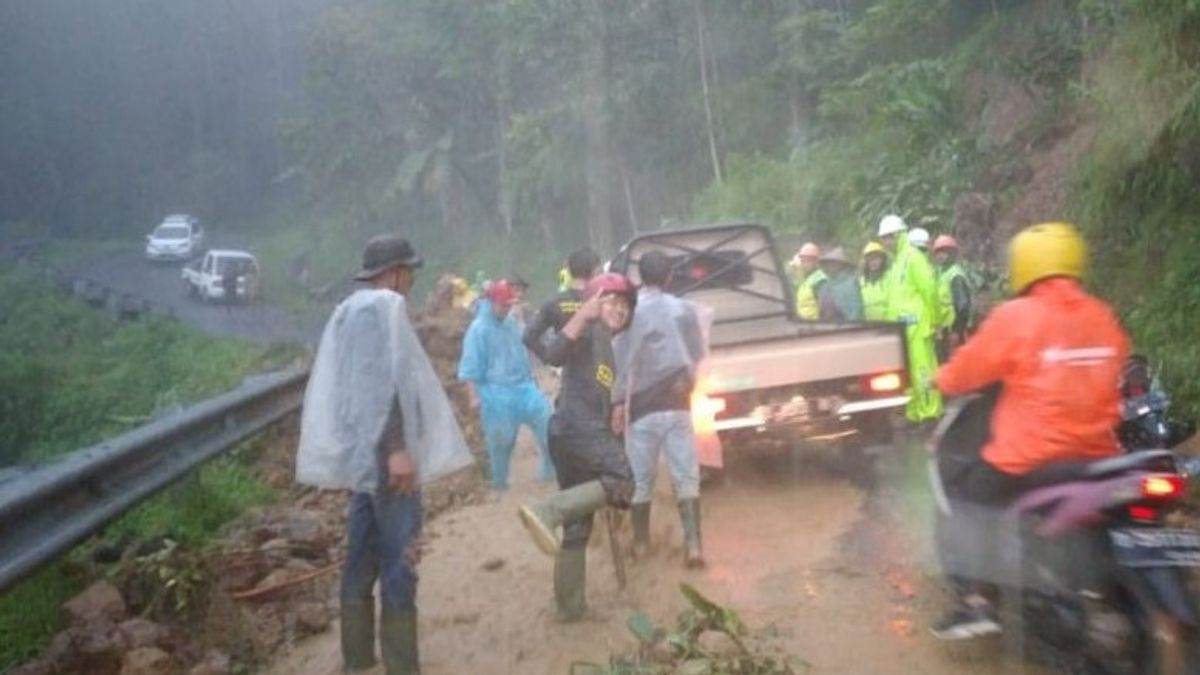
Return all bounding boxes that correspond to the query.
[627,410,700,503]
[341,489,423,612]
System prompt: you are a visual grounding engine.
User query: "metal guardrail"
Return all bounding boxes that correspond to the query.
[0,368,310,593]
[3,240,178,323]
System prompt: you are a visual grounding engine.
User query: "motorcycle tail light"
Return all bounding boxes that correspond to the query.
[1128,504,1160,522]
[1140,474,1187,500]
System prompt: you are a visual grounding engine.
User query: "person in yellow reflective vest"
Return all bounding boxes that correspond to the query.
[932,235,974,360]
[860,241,890,321]
[793,242,827,319]
[878,214,942,422]
[911,228,956,338]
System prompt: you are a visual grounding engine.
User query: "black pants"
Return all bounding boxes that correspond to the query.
[548,428,633,548]
[939,459,1029,593]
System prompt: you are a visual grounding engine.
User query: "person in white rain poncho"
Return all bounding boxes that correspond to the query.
[296,235,472,675]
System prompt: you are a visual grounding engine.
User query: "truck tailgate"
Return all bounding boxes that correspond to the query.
[705,324,906,394]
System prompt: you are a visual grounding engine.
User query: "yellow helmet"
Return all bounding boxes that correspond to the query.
[862,241,886,257]
[1007,222,1087,294]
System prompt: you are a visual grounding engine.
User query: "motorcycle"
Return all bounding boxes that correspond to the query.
[929,375,1200,674]
[1118,355,1196,453]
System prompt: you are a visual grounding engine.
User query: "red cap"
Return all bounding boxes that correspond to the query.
[486,279,518,306]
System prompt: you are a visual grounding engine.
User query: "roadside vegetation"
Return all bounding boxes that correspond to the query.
[0,270,291,669]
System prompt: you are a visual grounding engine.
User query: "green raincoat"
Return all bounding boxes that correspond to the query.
[883,235,942,422]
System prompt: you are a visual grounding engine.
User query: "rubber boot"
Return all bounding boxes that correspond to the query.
[380,607,419,675]
[554,545,588,622]
[340,602,377,672]
[518,480,608,557]
[678,499,705,569]
[630,502,651,557]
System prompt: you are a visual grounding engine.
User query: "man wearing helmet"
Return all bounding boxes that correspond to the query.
[859,241,890,321]
[458,279,555,490]
[932,235,974,358]
[877,214,942,422]
[516,273,636,621]
[793,242,826,320]
[931,222,1130,640]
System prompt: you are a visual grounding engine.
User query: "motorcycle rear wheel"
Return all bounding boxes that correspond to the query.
[1125,588,1200,675]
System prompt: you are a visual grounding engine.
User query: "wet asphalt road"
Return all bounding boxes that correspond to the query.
[66,245,323,346]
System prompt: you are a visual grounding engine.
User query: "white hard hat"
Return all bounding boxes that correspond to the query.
[909,227,930,249]
[877,214,907,237]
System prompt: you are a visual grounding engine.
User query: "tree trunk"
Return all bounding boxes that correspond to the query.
[694,0,723,185]
[583,0,614,253]
[497,43,514,239]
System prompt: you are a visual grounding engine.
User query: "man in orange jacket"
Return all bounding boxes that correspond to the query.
[931,222,1130,640]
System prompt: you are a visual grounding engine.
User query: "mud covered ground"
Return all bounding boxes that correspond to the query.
[265,433,1056,675]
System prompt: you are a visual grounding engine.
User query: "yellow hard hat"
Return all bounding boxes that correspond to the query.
[1007,222,1087,294]
[862,241,886,257]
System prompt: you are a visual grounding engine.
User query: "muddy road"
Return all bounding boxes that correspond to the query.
[265,436,1055,675]
[65,245,320,345]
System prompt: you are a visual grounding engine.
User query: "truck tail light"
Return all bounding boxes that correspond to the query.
[690,379,726,434]
[864,371,905,395]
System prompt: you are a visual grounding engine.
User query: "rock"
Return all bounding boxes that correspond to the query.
[259,537,291,553]
[120,646,173,675]
[73,623,124,673]
[696,630,741,658]
[221,562,265,592]
[6,661,55,675]
[481,557,505,572]
[287,557,317,572]
[294,601,331,634]
[118,618,168,650]
[188,650,231,675]
[63,580,127,625]
[677,658,713,675]
[285,510,324,547]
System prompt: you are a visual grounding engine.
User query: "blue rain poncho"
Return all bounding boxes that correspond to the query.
[296,289,473,494]
[458,307,553,488]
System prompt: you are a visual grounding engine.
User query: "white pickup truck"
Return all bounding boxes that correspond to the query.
[610,224,910,478]
[182,249,261,303]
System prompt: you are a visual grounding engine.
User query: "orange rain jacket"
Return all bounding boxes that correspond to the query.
[935,278,1130,476]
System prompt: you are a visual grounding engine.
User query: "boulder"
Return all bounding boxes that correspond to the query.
[120,647,173,675]
[187,650,231,675]
[117,618,168,650]
[63,580,127,625]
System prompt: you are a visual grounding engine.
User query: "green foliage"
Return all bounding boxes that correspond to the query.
[574,583,806,675]
[0,563,81,668]
[1067,1,1200,418]
[0,272,279,669]
[0,271,274,465]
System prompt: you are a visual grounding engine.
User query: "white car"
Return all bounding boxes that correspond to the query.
[182,249,261,303]
[145,215,204,261]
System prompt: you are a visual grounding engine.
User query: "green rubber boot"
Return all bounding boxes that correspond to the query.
[518,480,608,557]
[630,502,651,556]
[380,608,419,674]
[554,545,588,622]
[340,601,377,672]
[678,499,705,569]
